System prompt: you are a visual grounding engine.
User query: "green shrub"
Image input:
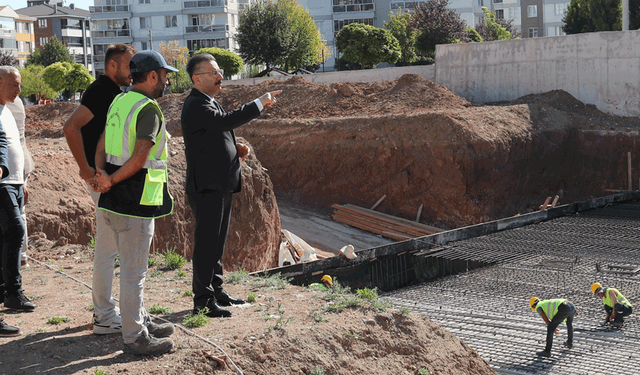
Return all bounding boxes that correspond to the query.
[246,291,257,303]
[148,304,172,314]
[183,309,210,328]
[47,317,71,325]
[161,247,186,270]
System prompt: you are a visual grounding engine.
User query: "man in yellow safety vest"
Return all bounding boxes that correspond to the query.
[591,282,632,327]
[529,297,576,357]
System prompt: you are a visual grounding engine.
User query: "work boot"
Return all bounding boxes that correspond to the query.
[93,314,122,335]
[563,341,573,349]
[4,292,36,311]
[147,321,175,338]
[0,319,21,337]
[536,350,551,357]
[123,331,174,356]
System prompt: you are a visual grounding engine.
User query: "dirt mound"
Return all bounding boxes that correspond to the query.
[158,74,472,138]
[25,102,75,138]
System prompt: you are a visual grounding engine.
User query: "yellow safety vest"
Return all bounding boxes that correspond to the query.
[603,288,632,308]
[537,299,567,322]
[99,91,173,218]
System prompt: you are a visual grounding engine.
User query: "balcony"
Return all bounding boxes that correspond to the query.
[185,24,227,34]
[333,3,374,12]
[183,0,226,9]
[90,5,131,13]
[92,29,131,38]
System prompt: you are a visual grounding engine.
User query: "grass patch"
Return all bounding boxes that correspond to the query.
[183,290,194,297]
[183,309,210,328]
[177,270,186,278]
[310,367,325,375]
[160,247,186,271]
[93,370,110,375]
[47,317,72,325]
[148,304,173,315]
[418,368,430,375]
[250,272,290,290]
[308,310,327,322]
[148,256,158,268]
[226,268,250,284]
[246,291,257,303]
[399,306,412,315]
[87,232,96,249]
[320,282,391,313]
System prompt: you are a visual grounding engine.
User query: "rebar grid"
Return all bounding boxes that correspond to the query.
[384,202,640,374]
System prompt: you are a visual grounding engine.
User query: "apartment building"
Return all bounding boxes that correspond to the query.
[489,0,569,37]
[17,1,93,72]
[89,0,253,75]
[0,6,36,66]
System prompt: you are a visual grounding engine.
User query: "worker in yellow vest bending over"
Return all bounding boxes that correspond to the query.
[529,297,576,357]
[591,282,632,327]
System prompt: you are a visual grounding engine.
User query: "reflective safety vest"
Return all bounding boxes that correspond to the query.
[98,91,173,219]
[603,288,632,308]
[537,299,567,322]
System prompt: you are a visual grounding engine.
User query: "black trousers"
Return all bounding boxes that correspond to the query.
[605,303,633,323]
[0,184,25,297]
[188,190,233,307]
[545,301,576,352]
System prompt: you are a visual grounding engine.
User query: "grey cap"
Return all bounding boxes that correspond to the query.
[130,50,179,73]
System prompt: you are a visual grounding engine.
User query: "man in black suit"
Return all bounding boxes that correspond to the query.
[181,53,281,317]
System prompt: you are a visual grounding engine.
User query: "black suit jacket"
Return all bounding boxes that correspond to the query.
[181,88,260,194]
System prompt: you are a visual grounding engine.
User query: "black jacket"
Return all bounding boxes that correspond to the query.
[181,88,260,194]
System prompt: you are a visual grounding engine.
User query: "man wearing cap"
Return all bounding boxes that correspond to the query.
[92,50,177,355]
[181,53,281,318]
[591,282,632,327]
[529,297,576,357]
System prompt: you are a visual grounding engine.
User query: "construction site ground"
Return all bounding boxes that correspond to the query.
[9,73,640,374]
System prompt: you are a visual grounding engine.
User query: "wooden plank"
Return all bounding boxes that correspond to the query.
[416,204,424,222]
[551,195,559,208]
[539,196,551,210]
[333,210,428,238]
[333,206,432,237]
[339,204,444,233]
[370,195,386,210]
[332,213,409,241]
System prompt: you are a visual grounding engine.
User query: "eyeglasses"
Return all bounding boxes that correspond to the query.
[194,69,224,77]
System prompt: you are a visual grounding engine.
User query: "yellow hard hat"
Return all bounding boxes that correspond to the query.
[321,275,333,286]
[591,282,603,295]
[529,297,539,311]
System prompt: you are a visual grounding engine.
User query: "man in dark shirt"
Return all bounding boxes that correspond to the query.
[181,53,281,318]
[63,43,137,335]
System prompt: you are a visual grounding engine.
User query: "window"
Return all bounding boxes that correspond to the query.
[493,0,502,3]
[333,18,374,33]
[548,26,565,36]
[187,38,226,51]
[38,19,47,28]
[164,0,176,2]
[25,41,31,52]
[528,5,537,17]
[39,37,49,45]
[165,15,178,28]
[507,7,518,19]
[555,3,568,15]
[139,0,150,3]
[141,41,149,50]
[528,27,538,38]
[140,17,152,29]
[495,9,504,19]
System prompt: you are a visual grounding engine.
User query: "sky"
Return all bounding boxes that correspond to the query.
[3,0,95,12]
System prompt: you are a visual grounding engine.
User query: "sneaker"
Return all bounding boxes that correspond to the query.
[536,350,551,357]
[123,331,174,356]
[4,293,36,311]
[93,314,122,335]
[563,341,573,349]
[147,321,175,338]
[0,320,21,337]
[214,291,245,307]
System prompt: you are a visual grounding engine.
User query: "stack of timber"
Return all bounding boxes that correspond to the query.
[332,204,444,241]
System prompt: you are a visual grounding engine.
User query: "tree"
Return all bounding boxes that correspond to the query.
[66,63,94,98]
[195,47,244,77]
[236,0,327,73]
[27,36,73,67]
[563,0,621,34]
[42,62,72,92]
[158,41,189,69]
[466,27,483,42]
[19,65,58,100]
[384,8,417,65]
[336,23,401,69]
[410,0,468,55]
[474,6,512,41]
[0,50,17,66]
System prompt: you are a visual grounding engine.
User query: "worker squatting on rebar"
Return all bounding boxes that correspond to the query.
[529,297,576,357]
[591,282,633,327]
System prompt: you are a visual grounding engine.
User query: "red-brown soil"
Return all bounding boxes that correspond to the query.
[12,73,640,374]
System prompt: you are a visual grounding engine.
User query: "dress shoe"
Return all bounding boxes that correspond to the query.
[0,319,21,337]
[214,291,245,306]
[4,292,36,311]
[194,298,232,318]
[536,350,551,357]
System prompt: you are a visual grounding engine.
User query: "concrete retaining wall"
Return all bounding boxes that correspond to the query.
[435,30,640,117]
[224,64,436,86]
